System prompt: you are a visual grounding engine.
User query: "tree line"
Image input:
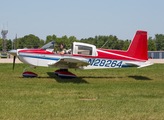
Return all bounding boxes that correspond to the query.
[0,33,164,51]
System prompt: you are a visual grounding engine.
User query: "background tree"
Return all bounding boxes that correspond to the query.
[0,39,12,51]
[40,39,45,47]
[148,37,156,51]
[17,34,40,49]
[45,34,56,44]
[0,38,2,51]
[80,35,123,50]
[122,39,130,50]
[96,36,105,48]
[6,39,12,51]
[108,35,118,49]
[68,36,78,48]
[114,40,124,50]
[154,34,164,50]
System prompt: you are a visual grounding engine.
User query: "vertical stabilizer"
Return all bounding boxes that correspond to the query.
[127,31,147,60]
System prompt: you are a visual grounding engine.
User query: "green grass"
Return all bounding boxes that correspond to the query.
[0,63,164,120]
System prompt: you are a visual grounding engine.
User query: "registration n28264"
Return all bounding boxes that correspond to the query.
[88,59,122,68]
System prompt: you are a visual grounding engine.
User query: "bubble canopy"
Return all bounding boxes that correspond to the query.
[41,41,55,50]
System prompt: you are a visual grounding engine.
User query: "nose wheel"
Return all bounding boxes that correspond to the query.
[22,66,38,77]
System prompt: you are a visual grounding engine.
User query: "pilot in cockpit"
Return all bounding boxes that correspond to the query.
[57,43,66,55]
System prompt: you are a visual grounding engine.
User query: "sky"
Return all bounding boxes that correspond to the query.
[1,0,164,41]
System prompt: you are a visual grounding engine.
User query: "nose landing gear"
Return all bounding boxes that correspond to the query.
[22,66,38,77]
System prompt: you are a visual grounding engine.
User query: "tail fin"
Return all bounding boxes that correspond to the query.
[127,31,148,60]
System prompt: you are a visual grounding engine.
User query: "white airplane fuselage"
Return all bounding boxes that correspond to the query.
[9,31,153,75]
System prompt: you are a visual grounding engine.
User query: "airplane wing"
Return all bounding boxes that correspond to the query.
[125,61,153,68]
[48,58,90,69]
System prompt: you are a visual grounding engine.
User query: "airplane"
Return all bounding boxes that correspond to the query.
[8,30,153,78]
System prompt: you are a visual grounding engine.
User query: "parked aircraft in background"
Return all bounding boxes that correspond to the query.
[8,31,153,78]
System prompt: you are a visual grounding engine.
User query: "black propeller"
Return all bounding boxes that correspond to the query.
[13,56,16,70]
[12,34,17,70]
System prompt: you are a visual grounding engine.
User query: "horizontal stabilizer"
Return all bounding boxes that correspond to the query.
[137,61,154,68]
[125,61,153,68]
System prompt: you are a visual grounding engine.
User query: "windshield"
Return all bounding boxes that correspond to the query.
[41,41,55,50]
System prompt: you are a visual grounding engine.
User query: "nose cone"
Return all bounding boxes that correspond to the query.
[8,50,17,56]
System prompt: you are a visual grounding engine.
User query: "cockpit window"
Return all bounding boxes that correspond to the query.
[41,41,55,50]
[75,45,92,55]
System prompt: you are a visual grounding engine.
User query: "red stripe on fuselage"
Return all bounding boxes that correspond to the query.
[19,49,54,55]
[19,49,145,61]
[96,49,141,61]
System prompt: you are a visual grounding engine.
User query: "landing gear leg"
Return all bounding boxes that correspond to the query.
[23,66,36,72]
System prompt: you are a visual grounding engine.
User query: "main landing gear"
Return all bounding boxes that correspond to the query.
[22,66,77,78]
[55,69,77,78]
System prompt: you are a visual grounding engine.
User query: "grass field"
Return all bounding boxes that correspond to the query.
[0,63,164,120]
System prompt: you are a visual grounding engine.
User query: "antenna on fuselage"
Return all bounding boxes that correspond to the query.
[100,40,109,49]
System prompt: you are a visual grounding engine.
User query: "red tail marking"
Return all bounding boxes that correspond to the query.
[127,31,147,60]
